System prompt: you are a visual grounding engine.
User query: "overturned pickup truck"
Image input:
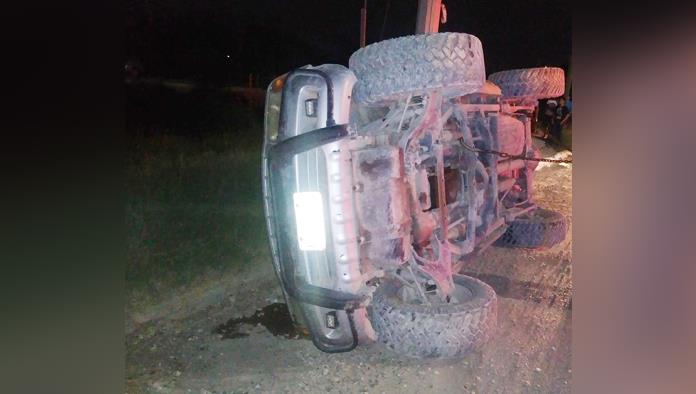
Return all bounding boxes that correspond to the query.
[262,32,567,358]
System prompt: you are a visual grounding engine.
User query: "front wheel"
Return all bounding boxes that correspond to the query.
[349,33,486,105]
[369,274,497,358]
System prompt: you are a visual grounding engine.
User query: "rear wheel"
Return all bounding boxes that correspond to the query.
[369,274,497,358]
[495,208,567,248]
[488,67,565,100]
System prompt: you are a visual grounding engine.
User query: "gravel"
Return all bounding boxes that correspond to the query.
[126,141,572,393]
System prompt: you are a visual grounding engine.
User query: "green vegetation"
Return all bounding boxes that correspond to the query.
[126,85,269,306]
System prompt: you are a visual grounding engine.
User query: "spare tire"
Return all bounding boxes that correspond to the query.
[488,67,565,99]
[495,207,567,248]
[349,33,486,105]
[369,274,497,358]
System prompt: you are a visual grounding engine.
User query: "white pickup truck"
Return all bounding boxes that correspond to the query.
[262,32,566,358]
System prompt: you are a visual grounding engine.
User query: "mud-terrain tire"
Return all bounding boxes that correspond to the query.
[495,208,567,248]
[488,67,565,99]
[369,275,497,358]
[349,33,485,105]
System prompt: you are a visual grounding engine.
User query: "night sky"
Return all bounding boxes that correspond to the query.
[126,0,571,85]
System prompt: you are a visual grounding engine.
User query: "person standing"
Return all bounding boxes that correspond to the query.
[551,97,570,144]
[540,99,557,139]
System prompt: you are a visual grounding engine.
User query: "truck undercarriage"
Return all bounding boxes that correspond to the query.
[262,33,567,357]
[349,88,539,301]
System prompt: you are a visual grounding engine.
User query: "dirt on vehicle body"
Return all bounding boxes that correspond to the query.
[262,32,568,358]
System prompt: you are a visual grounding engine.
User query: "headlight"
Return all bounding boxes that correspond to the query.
[264,74,286,142]
[292,191,326,251]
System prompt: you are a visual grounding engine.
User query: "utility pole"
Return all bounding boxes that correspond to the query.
[565,56,572,98]
[415,0,442,34]
[360,0,367,47]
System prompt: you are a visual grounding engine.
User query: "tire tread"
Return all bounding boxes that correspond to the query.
[488,67,565,99]
[349,33,486,105]
[495,208,567,248]
[369,275,497,358]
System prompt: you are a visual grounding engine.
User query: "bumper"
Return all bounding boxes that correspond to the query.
[266,123,366,352]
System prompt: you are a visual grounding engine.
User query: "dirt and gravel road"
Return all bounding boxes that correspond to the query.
[126,140,572,394]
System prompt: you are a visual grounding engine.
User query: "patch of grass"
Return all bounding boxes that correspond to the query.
[126,85,269,306]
